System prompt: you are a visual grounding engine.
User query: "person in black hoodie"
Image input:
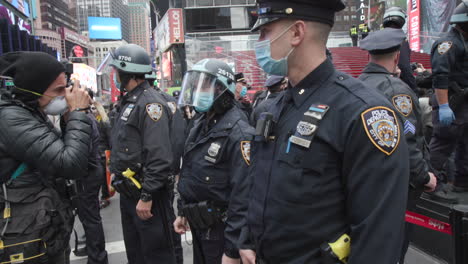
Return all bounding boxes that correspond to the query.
[0,51,91,263]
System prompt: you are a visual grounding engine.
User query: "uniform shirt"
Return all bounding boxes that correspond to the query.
[178,105,255,258]
[244,59,409,264]
[431,26,468,123]
[110,81,173,194]
[360,62,430,188]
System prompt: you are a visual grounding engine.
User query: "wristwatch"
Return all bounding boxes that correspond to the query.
[140,192,152,202]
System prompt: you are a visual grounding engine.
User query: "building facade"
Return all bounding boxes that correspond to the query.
[128,0,151,53]
[92,39,128,66]
[76,0,130,42]
[37,0,78,32]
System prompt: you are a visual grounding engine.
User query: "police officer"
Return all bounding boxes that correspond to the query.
[107,44,176,264]
[173,59,255,264]
[359,23,369,39]
[234,73,252,118]
[359,28,438,263]
[146,71,185,264]
[239,1,410,263]
[383,6,417,91]
[250,75,286,125]
[425,1,468,202]
[349,25,358,46]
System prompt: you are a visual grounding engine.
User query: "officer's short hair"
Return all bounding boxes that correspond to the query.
[370,50,399,61]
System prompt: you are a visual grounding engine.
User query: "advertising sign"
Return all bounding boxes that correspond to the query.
[5,0,30,17]
[155,8,184,52]
[88,17,122,40]
[408,0,421,52]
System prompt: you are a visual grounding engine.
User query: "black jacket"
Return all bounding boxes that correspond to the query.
[250,91,282,126]
[0,99,91,187]
[178,104,255,258]
[110,82,173,194]
[245,59,409,263]
[360,62,430,188]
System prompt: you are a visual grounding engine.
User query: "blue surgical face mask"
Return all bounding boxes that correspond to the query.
[194,91,214,113]
[240,86,248,97]
[113,74,121,91]
[254,24,295,76]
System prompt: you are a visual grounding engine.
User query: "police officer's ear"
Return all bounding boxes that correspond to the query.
[288,20,307,47]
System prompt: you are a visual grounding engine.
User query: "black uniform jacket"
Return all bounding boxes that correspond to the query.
[178,104,255,258]
[360,62,430,188]
[0,99,91,186]
[158,90,186,175]
[431,26,468,123]
[110,81,173,194]
[244,59,410,264]
[250,91,281,126]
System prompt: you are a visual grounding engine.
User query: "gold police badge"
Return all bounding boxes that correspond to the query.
[240,141,251,165]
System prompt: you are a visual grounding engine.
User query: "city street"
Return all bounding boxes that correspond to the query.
[70,194,446,264]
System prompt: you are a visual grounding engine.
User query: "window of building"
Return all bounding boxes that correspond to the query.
[185,6,257,32]
[343,15,349,21]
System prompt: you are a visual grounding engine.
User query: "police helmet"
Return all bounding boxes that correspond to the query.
[110,44,152,74]
[383,7,407,29]
[179,59,236,113]
[450,1,468,24]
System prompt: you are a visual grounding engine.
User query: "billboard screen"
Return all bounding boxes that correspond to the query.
[88,17,122,40]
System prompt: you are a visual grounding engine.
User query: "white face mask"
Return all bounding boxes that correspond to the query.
[43,96,68,115]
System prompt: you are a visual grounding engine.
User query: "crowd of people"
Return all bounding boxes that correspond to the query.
[0,0,467,264]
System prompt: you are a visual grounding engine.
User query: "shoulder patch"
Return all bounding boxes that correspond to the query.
[167,102,177,115]
[361,107,400,155]
[392,94,413,117]
[240,141,251,166]
[438,41,452,55]
[146,103,163,122]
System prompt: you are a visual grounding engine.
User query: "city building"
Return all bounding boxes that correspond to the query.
[92,39,128,66]
[34,28,62,57]
[174,0,266,91]
[76,0,130,42]
[36,0,78,32]
[128,0,151,53]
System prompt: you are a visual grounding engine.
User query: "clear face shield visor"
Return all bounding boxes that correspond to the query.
[178,71,228,112]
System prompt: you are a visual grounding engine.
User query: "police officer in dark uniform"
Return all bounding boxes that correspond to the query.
[250,75,286,125]
[239,1,410,263]
[146,71,185,264]
[427,1,468,201]
[173,59,255,264]
[383,7,417,91]
[107,44,176,264]
[359,28,438,263]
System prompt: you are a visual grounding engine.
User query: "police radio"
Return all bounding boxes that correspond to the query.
[0,76,15,99]
[255,112,275,142]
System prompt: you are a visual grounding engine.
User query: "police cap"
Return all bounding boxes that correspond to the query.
[251,0,346,32]
[264,75,285,87]
[359,28,406,55]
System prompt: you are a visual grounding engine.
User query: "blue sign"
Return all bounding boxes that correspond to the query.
[88,17,122,40]
[7,0,30,17]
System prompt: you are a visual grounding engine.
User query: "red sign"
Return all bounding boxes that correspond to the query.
[408,0,421,52]
[155,8,185,52]
[405,211,452,235]
[73,45,84,57]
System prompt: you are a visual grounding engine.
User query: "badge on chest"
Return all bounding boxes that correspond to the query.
[205,142,222,163]
[289,104,329,150]
[121,104,135,121]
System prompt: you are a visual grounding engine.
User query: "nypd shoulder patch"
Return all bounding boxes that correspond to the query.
[361,107,400,155]
[392,94,413,117]
[240,141,251,166]
[167,102,177,115]
[146,103,163,122]
[438,41,452,55]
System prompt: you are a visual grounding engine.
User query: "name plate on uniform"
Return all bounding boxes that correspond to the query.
[289,135,312,148]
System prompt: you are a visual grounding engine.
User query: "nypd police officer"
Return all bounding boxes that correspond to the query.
[359,28,438,263]
[427,1,468,203]
[239,1,410,263]
[107,44,176,264]
[173,59,255,264]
